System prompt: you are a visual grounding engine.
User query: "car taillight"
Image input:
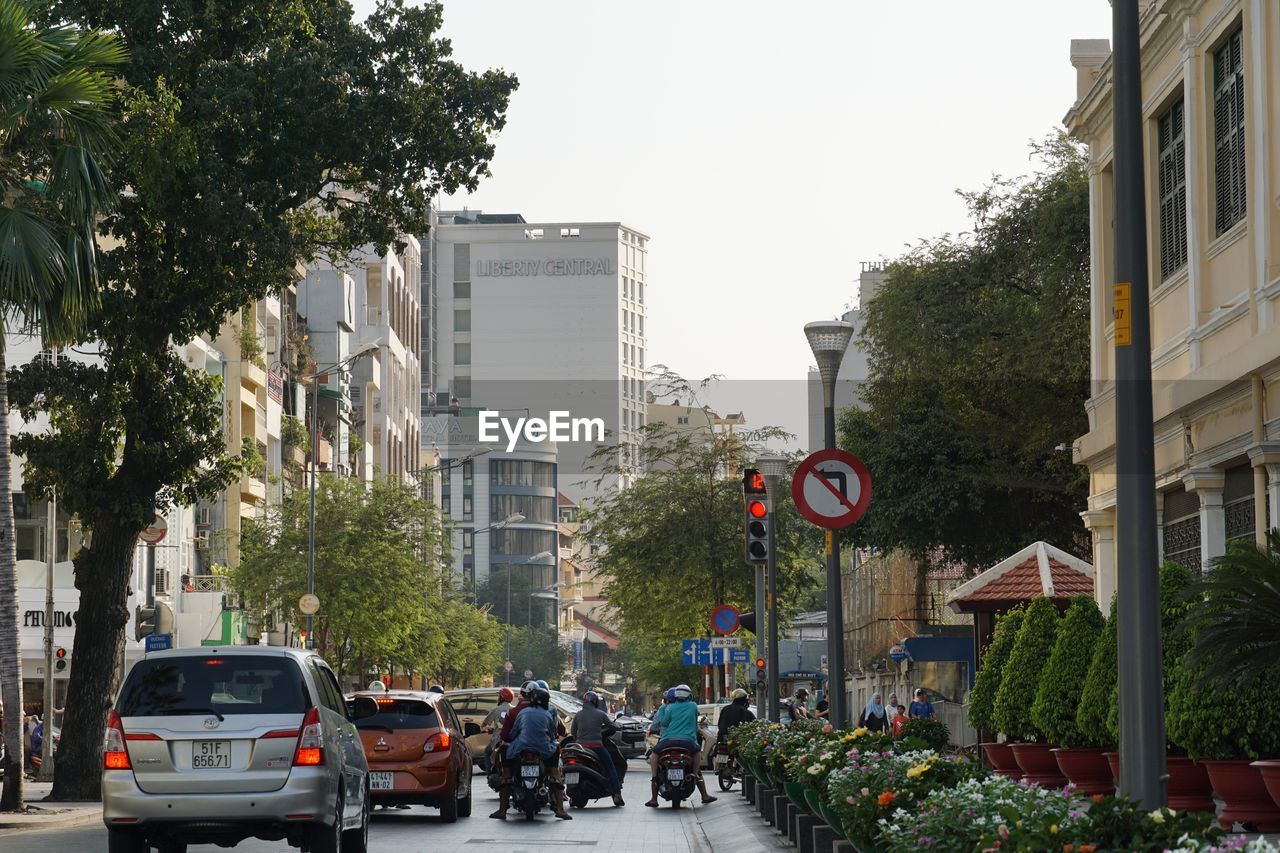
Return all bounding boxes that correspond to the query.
[103,710,130,770]
[423,730,451,753]
[293,707,325,766]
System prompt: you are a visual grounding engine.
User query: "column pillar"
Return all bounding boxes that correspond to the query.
[1153,491,1165,563]
[1082,509,1117,608]
[1183,469,1226,571]
[1248,442,1280,539]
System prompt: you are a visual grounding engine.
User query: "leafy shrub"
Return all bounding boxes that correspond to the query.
[281,415,310,452]
[828,750,983,845]
[1076,595,1118,748]
[992,596,1058,741]
[967,606,1023,732]
[763,718,826,778]
[898,718,949,752]
[727,719,778,770]
[1056,796,1222,853]
[1032,594,1104,746]
[788,731,847,793]
[1166,654,1280,760]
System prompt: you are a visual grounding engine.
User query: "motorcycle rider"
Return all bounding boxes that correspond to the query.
[482,686,516,772]
[570,691,624,806]
[644,684,717,808]
[490,681,537,819]
[498,687,573,820]
[715,688,755,746]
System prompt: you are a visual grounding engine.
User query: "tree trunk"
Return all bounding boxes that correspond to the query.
[48,516,138,800]
[0,346,27,811]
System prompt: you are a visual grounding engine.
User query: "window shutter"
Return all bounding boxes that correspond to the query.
[1157,98,1188,280]
[1212,28,1246,236]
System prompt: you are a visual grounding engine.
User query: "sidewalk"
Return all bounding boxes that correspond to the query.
[691,781,790,853]
[0,781,102,835]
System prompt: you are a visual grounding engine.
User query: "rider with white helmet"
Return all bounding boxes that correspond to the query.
[644,684,716,808]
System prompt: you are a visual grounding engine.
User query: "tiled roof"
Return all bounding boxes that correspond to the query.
[946,542,1093,613]
[557,491,577,507]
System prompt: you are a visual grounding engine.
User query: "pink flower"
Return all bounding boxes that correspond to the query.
[821,724,834,734]
[846,796,856,805]
[860,787,870,797]
[997,825,1009,840]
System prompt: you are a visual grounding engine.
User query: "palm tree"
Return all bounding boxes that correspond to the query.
[1180,530,1280,690]
[0,0,125,810]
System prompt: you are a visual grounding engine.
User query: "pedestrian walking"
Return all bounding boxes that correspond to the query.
[858,692,888,732]
[908,689,935,720]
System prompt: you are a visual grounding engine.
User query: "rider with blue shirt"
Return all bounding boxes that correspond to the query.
[644,684,717,807]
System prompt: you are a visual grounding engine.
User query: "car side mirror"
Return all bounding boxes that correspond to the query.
[349,696,379,721]
[464,721,481,737]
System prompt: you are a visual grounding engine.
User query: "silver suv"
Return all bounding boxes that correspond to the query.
[103,647,369,853]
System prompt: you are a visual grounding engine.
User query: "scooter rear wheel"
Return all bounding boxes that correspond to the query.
[718,772,735,791]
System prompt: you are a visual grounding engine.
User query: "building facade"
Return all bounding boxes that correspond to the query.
[427,211,649,502]
[1065,0,1280,605]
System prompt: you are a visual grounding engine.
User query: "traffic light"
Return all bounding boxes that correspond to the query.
[743,468,766,496]
[55,647,67,672]
[754,657,767,686]
[739,612,757,634]
[744,497,770,564]
[135,604,157,640]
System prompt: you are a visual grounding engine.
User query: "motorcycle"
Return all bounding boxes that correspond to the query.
[511,750,552,820]
[561,738,628,809]
[655,743,697,808]
[712,740,740,792]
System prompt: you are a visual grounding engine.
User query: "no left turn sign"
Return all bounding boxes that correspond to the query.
[791,449,872,530]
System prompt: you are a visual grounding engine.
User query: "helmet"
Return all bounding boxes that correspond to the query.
[520,680,538,698]
[366,681,387,692]
[672,684,693,701]
[530,687,551,708]
[582,691,600,708]
[662,688,676,703]
[429,684,445,694]
[795,687,809,698]
[535,679,549,690]
[498,687,515,703]
[730,688,749,702]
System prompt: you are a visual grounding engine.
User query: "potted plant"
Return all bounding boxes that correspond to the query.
[1030,595,1111,794]
[968,606,1024,778]
[1169,538,1280,831]
[1075,594,1118,782]
[992,596,1065,786]
[1155,561,1214,812]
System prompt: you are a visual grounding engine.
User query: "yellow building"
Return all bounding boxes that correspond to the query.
[1065,0,1280,604]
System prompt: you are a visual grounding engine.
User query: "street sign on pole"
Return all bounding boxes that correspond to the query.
[728,648,750,664]
[710,636,742,648]
[298,593,320,616]
[792,449,872,530]
[145,633,172,652]
[523,669,533,680]
[140,514,168,545]
[710,604,741,635]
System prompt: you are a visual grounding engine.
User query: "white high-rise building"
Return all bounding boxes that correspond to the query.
[427,211,648,503]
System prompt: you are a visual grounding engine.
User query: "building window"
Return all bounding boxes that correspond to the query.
[454,310,471,332]
[453,377,471,399]
[1157,98,1188,280]
[492,494,556,524]
[1162,486,1201,572]
[454,281,471,299]
[463,460,473,486]
[1212,26,1246,236]
[492,527,558,557]
[462,529,474,556]
[1224,465,1255,543]
[490,459,556,488]
[462,496,473,521]
[622,309,628,332]
[454,342,471,365]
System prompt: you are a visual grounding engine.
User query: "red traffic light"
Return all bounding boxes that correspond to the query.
[747,500,767,519]
[55,647,66,659]
[743,468,766,495]
[755,658,766,669]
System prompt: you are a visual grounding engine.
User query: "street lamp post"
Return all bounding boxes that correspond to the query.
[306,342,380,647]
[756,454,788,723]
[805,320,855,730]
[528,582,562,680]
[507,549,551,685]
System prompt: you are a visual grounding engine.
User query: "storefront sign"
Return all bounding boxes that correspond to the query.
[22,609,75,628]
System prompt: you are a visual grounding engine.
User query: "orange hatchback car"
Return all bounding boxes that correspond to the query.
[346,690,473,822]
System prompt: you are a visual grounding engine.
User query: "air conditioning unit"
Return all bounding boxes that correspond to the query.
[195,531,211,550]
[197,507,212,527]
[350,386,363,405]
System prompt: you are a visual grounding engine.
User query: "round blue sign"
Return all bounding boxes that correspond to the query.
[711,605,740,635]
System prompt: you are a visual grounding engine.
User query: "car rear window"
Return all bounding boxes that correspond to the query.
[118,656,308,716]
[355,698,439,731]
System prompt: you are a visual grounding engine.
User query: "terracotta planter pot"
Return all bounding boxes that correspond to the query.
[1202,759,1280,831]
[1250,760,1280,814]
[1167,756,1214,813]
[1009,742,1067,788]
[1052,747,1114,795]
[1104,751,1120,783]
[980,742,1023,779]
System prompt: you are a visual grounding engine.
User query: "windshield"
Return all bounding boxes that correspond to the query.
[550,691,583,714]
[118,656,308,717]
[354,697,439,731]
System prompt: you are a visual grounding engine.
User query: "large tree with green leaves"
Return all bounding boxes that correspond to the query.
[10,0,515,798]
[580,373,823,689]
[233,476,441,680]
[0,0,125,809]
[840,134,1091,572]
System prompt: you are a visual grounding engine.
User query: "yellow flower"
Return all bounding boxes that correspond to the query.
[1050,824,1059,834]
[905,763,930,779]
[851,727,870,739]
[1148,809,1165,824]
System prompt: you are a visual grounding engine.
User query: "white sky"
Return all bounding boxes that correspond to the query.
[354,0,1112,419]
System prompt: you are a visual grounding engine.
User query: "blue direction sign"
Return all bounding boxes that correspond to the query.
[145,633,172,652]
[682,639,746,666]
[728,648,750,664]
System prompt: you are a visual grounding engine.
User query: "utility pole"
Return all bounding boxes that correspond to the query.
[1112,0,1166,809]
[757,456,788,723]
[39,486,56,780]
